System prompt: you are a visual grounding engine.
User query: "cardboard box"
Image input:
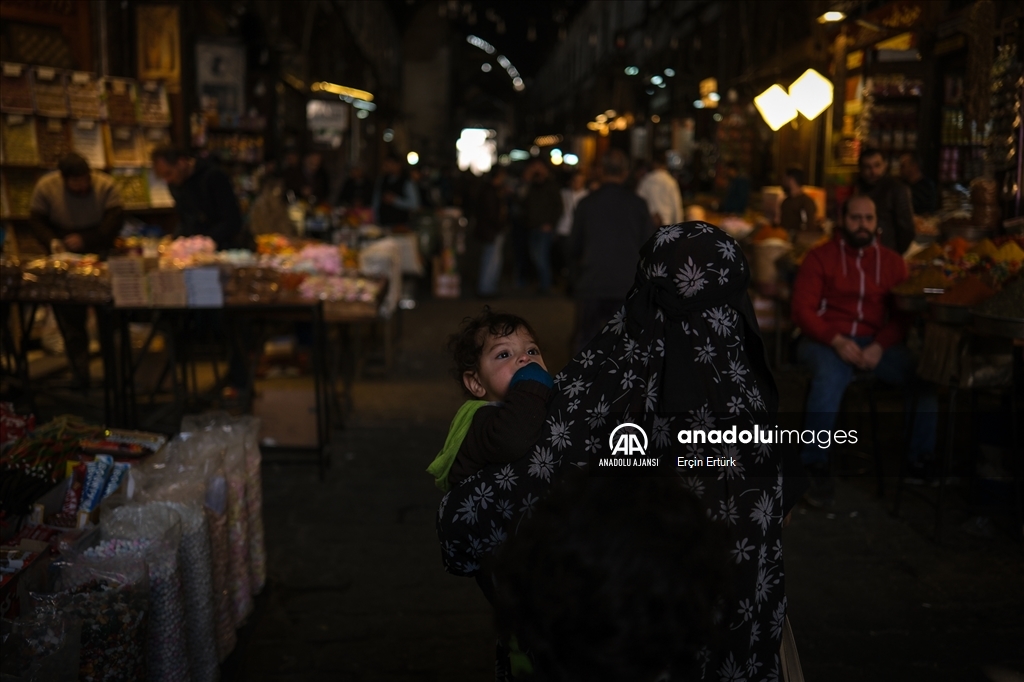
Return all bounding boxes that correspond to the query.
[148,269,188,307]
[252,379,319,447]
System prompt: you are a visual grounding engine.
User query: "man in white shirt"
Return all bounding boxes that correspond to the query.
[636,153,684,227]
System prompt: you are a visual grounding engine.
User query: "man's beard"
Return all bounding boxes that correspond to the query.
[842,227,874,248]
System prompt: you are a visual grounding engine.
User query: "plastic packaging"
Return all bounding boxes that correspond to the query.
[238,416,267,594]
[93,502,190,682]
[31,553,149,682]
[0,612,82,682]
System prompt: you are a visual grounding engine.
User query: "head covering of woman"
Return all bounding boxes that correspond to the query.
[437,221,786,680]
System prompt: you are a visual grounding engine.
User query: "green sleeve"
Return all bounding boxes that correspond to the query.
[426,400,489,492]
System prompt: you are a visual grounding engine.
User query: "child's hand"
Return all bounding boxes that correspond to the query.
[510,362,553,389]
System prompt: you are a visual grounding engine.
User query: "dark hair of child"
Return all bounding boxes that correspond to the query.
[448,307,539,395]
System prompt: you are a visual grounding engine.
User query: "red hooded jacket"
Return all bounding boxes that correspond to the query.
[791,235,908,348]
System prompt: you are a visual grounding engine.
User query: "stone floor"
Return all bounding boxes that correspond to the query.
[8,295,1023,680]
[219,295,1023,682]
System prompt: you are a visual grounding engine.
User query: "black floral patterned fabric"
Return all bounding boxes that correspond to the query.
[437,221,787,681]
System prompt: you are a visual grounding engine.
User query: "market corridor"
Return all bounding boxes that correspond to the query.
[224,296,1024,682]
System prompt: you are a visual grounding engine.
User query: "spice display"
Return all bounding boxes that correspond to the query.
[968,238,999,259]
[32,68,69,117]
[103,79,137,125]
[934,274,997,307]
[892,266,953,295]
[911,243,944,262]
[70,121,106,168]
[974,277,1024,320]
[995,240,1024,263]
[1,64,35,112]
[36,116,72,167]
[2,114,40,165]
[111,169,149,208]
[68,73,102,119]
[106,125,142,167]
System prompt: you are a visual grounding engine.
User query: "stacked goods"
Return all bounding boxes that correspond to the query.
[0,64,35,112]
[2,114,40,165]
[67,73,102,119]
[110,168,149,208]
[893,266,953,295]
[32,68,69,117]
[35,117,72,167]
[934,274,998,307]
[103,80,136,126]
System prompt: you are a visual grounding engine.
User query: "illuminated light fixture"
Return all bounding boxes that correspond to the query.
[754,84,797,131]
[382,128,394,142]
[407,151,420,165]
[658,82,667,89]
[551,155,563,166]
[818,11,845,23]
[498,154,511,166]
[535,134,563,146]
[596,114,607,123]
[513,77,525,91]
[713,113,723,122]
[355,109,369,119]
[457,129,495,175]
[530,145,540,156]
[352,99,376,111]
[550,148,562,157]
[467,35,496,54]
[509,149,531,161]
[708,92,721,102]
[651,115,661,123]
[311,81,374,102]
[481,63,492,72]
[693,99,706,109]
[664,68,675,77]
[651,75,664,85]
[563,153,579,165]
[605,109,617,118]
[625,66,639,76]
[788,68,833,120]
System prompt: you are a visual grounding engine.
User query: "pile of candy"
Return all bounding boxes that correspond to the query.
[0,415,103,481]
[295,243,343,275]
[165,236,217,264]
[298,275,382,302]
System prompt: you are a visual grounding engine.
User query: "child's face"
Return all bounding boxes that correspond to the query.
[463,328,546,402]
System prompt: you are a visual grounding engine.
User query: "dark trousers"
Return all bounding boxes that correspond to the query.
[52,304,90,382]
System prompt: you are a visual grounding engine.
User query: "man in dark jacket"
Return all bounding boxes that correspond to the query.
[522,159,563,293]
[151,146,247,250]
[856,147,915,254]
[570,149,655,352]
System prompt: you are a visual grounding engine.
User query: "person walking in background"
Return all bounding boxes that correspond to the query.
[779,166,818,233]
[553,171,589,289]
[855,147,915,254]
[475,168,510,297]
[372,155,420,227]
[521,159,563,294]
[570,149,654,352]
[338,164,374,209]
[720,161,751,214]
[636,151,684,227]
[898,151,938,216]
[29,152,123,388]
[284,151,330,205]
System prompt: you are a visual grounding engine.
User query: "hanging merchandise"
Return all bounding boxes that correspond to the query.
[32,67,69,117]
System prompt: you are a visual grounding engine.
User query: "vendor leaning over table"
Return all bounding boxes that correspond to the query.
[150,144,252,404]
[150,144,250,250]
[29,152,124,389]
[790,195,938,507]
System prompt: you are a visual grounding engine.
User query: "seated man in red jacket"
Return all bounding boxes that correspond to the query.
[791,195,937,505]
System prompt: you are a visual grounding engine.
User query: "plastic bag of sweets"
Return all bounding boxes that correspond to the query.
[144,500,219,682]
[238,416,266,594]
[204,476,236,661]
[181,416,253,625]
[94,503,190,682]
[31,553,149,682]
[0,611,82,682]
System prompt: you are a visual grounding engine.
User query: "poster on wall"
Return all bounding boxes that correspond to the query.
[136,5,181,91]
[195,42,246,125]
